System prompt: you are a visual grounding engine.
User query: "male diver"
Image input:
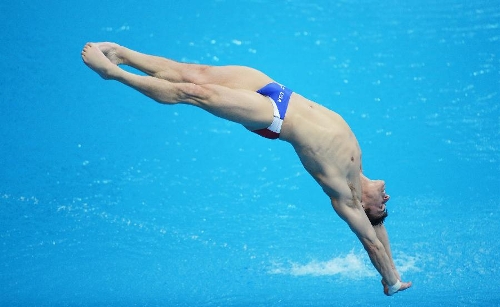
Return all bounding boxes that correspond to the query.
[81,42,412,296]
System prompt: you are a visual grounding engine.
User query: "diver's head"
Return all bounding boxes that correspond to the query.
[360,174,390,226]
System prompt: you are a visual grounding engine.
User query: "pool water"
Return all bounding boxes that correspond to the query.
[1,0,499,306]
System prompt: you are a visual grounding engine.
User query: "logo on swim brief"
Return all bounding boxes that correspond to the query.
[277,84,286,103]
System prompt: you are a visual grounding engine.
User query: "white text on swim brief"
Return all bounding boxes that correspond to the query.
[277,84,285,103]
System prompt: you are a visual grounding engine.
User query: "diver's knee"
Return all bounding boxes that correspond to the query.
[180,64,212,84]
[178,83,214,104]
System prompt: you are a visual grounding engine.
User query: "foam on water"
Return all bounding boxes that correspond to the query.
[270,249,420,279]
[269,250,376,278]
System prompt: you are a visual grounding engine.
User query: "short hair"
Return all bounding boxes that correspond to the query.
[364,208,388,226]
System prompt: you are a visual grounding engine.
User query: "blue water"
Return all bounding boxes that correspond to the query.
[1,0,499,306]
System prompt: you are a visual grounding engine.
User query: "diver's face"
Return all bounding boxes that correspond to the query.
[361,175,390,219]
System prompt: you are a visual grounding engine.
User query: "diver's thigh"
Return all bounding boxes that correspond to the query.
[185,65,274,91]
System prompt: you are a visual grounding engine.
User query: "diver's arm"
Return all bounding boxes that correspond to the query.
[374,224,400,280]
[331,196,398,284]
[331,194,411,295]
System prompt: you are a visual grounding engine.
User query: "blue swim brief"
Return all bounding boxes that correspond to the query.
[252,82,293,139]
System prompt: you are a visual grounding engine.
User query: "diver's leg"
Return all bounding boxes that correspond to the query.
[92,42,187,82]
[82,43,273,130]
[92,42,274,91]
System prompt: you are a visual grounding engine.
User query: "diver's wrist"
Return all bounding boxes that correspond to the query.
[387,280,402,295]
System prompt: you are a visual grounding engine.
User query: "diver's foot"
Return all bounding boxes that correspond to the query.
[93,42,124,65]
[81,43,119,79]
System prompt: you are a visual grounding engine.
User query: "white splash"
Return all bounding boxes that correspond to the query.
[394,252,422,274]
[269,250,377,279]
[269,250,422,279]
